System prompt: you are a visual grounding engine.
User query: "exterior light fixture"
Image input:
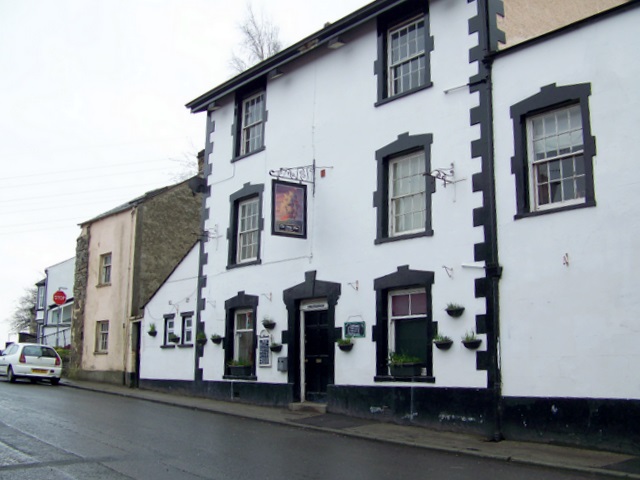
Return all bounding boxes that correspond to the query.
[328,37,346,49]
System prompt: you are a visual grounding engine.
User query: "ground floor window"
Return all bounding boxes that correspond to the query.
[388,289,428,363]
[373,266,434,381]
[96,320,109,353]
[224,292,258,378]
[182,314,193,345]
[234,309,254,364]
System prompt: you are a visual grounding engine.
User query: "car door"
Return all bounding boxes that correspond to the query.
[0,344,17,375]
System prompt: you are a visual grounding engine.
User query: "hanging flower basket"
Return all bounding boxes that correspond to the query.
[462,339,482,350]
[210,335,223,345]
[338,343,353,352]
[445,304,465,318]
[270,343,282,352]
[148,330,157,337]
[434,339,453,350]
[262,319,276,330]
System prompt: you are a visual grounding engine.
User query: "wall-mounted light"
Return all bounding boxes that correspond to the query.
[268,68,284,80]
[328,37,346,49]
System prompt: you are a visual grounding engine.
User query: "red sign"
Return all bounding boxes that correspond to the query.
[53,290,67,305]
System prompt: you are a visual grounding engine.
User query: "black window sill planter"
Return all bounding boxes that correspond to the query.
[374,375,435,383]
[160,345,175,349]
[338,343,353,352]
[445,307,465,318]
[227,365,253,377]
[223,374,257,381]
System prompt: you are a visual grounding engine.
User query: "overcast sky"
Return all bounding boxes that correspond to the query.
[0,0,368,345]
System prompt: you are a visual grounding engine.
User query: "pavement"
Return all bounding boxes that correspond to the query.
[61,378,640,479]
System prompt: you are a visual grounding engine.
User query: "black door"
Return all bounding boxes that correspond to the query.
[304,310,330,402]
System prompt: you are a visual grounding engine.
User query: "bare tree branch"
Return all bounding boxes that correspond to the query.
[229,3,282,73]
[7,285,37,334]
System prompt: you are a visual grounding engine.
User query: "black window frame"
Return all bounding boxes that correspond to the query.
[227,183,264,269]
[223,291,258,380]
[372,266,435,382]
[232,79,267,161]
[374,0,433,106]
[373,132,435,244]
[510,83,596,219]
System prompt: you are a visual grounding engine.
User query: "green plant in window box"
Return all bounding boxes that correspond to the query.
[388,351,422,377]
[433,333,453,350]
[445,303,465,318]
[227,359,252,376]
[210,334,223,344]
[462,331,482,350]
[148,323,157,337]
[168,333,180,343]
[196,332,207,346]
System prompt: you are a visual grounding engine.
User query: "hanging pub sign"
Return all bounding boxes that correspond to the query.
[272,180,307,238]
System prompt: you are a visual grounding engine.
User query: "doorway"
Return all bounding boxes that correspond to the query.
[302,308,331,402]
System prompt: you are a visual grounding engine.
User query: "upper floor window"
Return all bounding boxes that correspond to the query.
[510,83,596,218]
[527,105,585,210]
[237,197,260,263]
[375,1,433,105]
[227,183,264,269]
[99,253,112,285]
[241,92,265,155]
[389,150,426,236]
[374,133,434,244]
[388,17,426,97]
[37,285,45,310]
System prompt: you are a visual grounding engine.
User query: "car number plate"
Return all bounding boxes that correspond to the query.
[32,369,48,374]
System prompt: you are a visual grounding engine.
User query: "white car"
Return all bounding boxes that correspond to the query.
[0,343,62,385]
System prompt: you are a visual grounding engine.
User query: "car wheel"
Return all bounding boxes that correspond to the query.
[51,378,60,386]
[7,366,16,383]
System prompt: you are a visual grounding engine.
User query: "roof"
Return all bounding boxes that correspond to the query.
[185,0,406,113]
[79,177,196,227]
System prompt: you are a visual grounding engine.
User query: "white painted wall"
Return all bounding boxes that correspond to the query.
[493,7,640,399]
[140,244,199,381]
[43,257,75,347]
[200,0,489,389]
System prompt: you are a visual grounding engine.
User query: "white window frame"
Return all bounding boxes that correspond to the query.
[387,288,427,356]
[388,150,426,237]
[241,91,265,155]
[164,317,175,344]
[387,16,426,97]
[96,320,109,352]
[234,309,254,363]
[100,253,112,285]
[37,286,45,309]
[527,104,586,211]
[182,315,193,344]
[237,197,259,264]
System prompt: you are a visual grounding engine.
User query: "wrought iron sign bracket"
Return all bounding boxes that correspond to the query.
[427,163,465,188]
[269,160,317,194]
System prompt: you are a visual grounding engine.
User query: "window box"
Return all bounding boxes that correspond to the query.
[168,333,180,344]
[269,343,282,352]
[228,364,252,377]
[389,363,422,377]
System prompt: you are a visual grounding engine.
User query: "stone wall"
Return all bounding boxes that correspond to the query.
[130,180,202,317]
[69,229,89,377]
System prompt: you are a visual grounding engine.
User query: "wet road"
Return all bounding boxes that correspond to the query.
[0,380,607,479]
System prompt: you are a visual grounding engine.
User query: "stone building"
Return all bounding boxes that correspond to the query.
[70,176,202,385]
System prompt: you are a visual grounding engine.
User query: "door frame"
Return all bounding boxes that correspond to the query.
[300,299,329,402]
[283,271,341,403]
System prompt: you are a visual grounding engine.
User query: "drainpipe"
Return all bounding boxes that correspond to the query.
[473,0,504,442]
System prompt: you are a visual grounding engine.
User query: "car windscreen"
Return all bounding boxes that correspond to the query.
[23,346,57,357]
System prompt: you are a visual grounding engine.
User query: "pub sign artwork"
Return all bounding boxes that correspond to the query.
[272,180,307,238]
